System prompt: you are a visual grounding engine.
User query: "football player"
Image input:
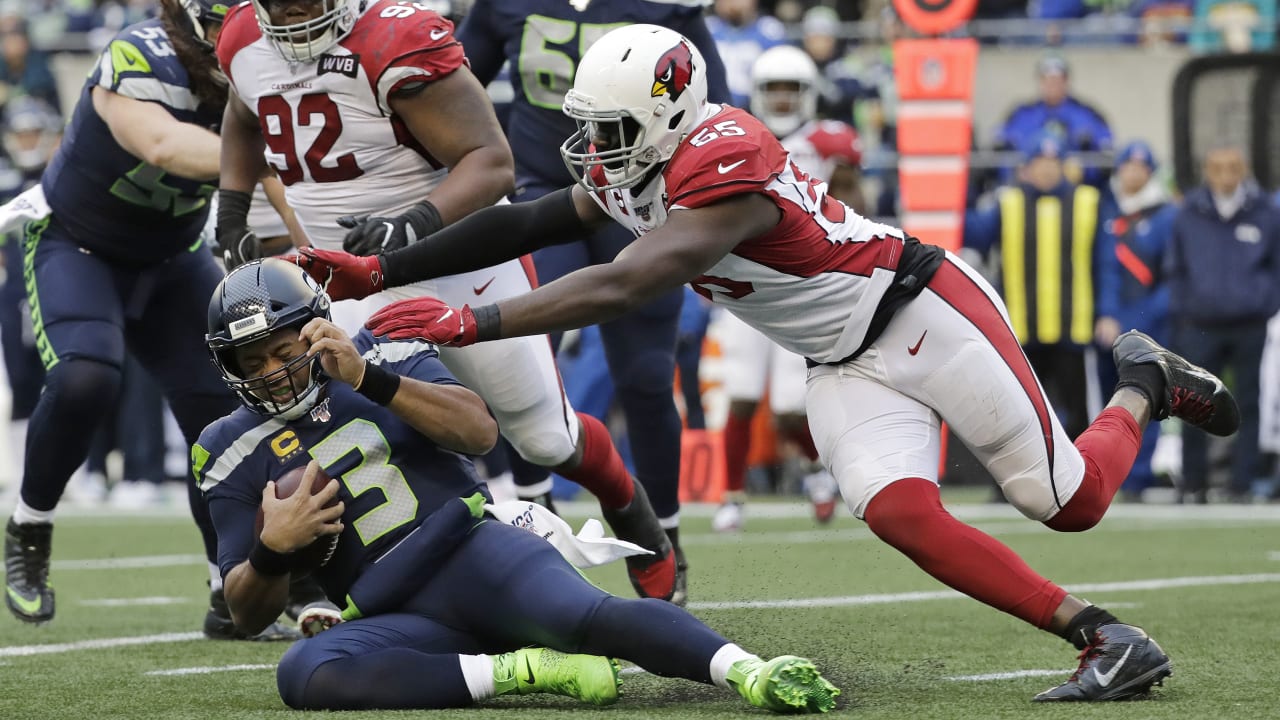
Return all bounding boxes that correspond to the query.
[455,0,727,594]
[713,44,866,532]
[295,25,1241,702]
[0,0,303,640]
[199,258,839,713]
[215,0,681,603]
[455,0,730,601]
[0,97,59,492]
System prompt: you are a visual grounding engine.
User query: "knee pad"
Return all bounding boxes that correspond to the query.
[506,425,577,468]
[1000,475,1060,523]
[276,639,345,709]
[45,358,121,411]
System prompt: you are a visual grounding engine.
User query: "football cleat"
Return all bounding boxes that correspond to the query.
[670,535,689,608]
[1033,623,1172,702]
[5,518,55,623]
[203,588,302,642]
[727,655,840,714]
[600,481,678,603]
[1113,330,1239,436]
[712,501,744,533]
[803,471,840,524]
[284,573,331,621]
[296,601,343,638]
[493,647,621,705]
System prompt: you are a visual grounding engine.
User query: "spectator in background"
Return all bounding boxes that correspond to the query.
[707,0,786,107]
[0,95,57,492]
[798,6,861,124]
[1094,141,1177,501]
[0,16,59,113]
[1167,145,1280,502]
[995,55,1112,187]
[965,133,1104,440]
[841,6,903,218]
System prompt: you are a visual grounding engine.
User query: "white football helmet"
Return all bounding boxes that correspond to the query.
[750,45,819,139]
[561,24,708,191]
[251,0,361,62]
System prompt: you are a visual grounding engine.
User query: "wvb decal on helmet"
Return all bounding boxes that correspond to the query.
[652,40,695,101]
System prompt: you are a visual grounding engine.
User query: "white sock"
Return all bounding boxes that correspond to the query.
[208,562,223,593]
[486,472,517,504]
[659,512,680,530]
[458,654,496,702]
[12,498,54,525]
[709,643,757,689]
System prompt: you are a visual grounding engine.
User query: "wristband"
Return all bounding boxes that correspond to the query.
[408,200,445,239]
[217,189,253,246]
[248,540,293,577]
[354,360,401,405]
[471,304,501,342]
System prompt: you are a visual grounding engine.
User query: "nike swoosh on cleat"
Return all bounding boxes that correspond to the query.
[524,657,536,685]
[473,277,495,295]
[6,585,44,616]
[1093,645,1133,688]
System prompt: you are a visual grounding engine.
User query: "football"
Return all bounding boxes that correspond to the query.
[254,463,341,572]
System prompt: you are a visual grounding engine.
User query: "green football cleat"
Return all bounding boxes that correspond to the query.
[493,647,621,706]
[727,655,840,714]
[5,519,55,624]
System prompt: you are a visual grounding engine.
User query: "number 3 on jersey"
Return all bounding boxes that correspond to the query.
[259,93,364,185]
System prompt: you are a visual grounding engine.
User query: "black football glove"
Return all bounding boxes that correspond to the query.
[339,200,443,256]
[216,189,262,270]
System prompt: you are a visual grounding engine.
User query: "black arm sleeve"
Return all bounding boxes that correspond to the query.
[382,187,586,288]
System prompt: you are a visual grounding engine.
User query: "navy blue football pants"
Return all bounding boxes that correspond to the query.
[277,520,729,709]
[20,217,235,561]
[502,182,683,521]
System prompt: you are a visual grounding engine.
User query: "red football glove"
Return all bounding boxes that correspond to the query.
[289,247,385,302]
[365,296,479,347]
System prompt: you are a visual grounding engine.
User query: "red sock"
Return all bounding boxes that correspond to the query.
[782,424,819,462]
[1046,407,1143,532]
[557,413,634,510]
[865,478,1067,630]
[722,412,752,493]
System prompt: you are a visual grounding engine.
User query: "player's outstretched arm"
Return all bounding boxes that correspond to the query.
[490,193,779,336]
[366,193,779,345]
[294,186,605,300]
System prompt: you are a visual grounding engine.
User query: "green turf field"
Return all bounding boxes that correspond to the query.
[3,496,1279,719]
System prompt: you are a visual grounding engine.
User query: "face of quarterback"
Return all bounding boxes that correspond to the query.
[263,0,327,38]
[233,326,313,406]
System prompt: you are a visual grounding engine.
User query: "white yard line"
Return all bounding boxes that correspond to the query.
[146,663,276,676]
[686,572,1280,610]
[946,669,1068,682]
[79,596,193,607]
[53,554,206,570]
[0,632,203,657]
[5,572,1276,660]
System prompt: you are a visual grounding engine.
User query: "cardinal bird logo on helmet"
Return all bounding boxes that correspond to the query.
[652,40,695,100]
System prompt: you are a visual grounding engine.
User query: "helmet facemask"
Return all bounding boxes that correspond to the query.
[752,79,816,139]
[211,330,326,421]
[251,0,358,62]
[561,108,662,191]
[559,25,707,193]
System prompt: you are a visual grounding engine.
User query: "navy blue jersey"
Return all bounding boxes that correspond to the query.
[458,0,729,189]
[41,19,220,264]
[195,332,486,602]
